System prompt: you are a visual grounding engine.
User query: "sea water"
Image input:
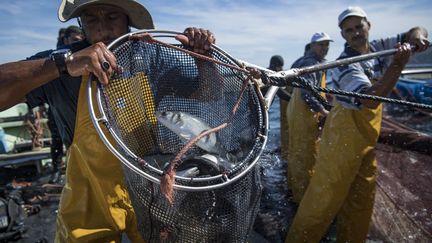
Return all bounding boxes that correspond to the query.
[253,96,296,242]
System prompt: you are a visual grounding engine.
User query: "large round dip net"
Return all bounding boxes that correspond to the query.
[87,30,270,242]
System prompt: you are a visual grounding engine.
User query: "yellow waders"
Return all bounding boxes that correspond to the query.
[286,73,326,204]
[280,97,289,162]
[55,77,144,242]
[286,103,382,243]
[286,89,320,204]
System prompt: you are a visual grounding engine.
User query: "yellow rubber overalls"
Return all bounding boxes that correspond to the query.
[55,77,144,242]
[286,73,326,204]
[279,97,289,162]
[286,103,382,243]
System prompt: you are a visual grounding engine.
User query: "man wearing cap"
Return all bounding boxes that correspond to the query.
[284,32,332,204]
[0,0,216,242]
[268,55,284,72]
[286,6,429,243]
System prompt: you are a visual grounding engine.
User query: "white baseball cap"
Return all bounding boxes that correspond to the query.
[338,6,367,27]
[310,32,333,44]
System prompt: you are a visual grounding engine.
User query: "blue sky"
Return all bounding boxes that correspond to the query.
[0,0,431,68]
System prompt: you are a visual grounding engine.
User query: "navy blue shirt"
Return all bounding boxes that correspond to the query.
[26,40,90,147]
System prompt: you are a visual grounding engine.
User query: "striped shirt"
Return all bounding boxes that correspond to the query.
[330,34,405,109]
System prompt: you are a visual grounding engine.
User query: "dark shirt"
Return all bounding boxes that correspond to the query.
[26,40,90,147]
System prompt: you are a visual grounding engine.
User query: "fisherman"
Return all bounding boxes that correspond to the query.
[62,25,85,46]
[286,6,429,243]
[285,32,332,204]
[261,55,285,97]
[0,0,215,242]
[56,25,84,48]
[268,55,284,72]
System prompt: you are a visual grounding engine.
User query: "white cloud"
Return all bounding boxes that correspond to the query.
[0,0,431,67]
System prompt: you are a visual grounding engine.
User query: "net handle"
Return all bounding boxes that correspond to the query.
[87,29,269,191]
[242,44,432,87]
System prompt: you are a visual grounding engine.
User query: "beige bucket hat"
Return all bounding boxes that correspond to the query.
[58,0,154,29]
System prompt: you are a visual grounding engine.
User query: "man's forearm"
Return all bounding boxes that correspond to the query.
[0,58,59,111]
[362,63,404,109]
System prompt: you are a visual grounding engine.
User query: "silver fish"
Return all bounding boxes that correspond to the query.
[200,154,235,172]
[175,154,234,177]
[156,111,226,155]
[143,153,235,178]
[176,167,200,178]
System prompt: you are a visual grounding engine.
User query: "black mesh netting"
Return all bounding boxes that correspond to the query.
[95,34,266,242]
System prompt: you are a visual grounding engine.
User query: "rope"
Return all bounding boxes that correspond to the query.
[285,75,332,110]
[273,76,432,111]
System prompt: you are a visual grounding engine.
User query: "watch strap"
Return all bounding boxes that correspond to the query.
[50,49,71,76]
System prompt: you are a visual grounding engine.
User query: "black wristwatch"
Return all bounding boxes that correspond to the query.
[50,48,72,77]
